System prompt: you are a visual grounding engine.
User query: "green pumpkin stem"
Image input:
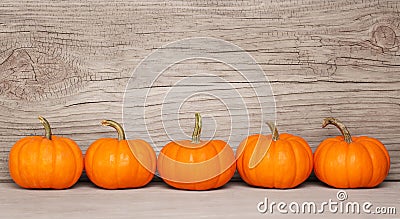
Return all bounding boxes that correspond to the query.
[38,116,52,140]
[267,122,279,141]
[102,120,126,141]
[322,117,352,143]
[191,112,202,144]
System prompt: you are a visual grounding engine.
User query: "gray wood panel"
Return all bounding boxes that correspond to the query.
[0,182,399,218]
[0,0,399,181]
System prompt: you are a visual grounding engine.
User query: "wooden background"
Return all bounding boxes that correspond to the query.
[0,0,399,182]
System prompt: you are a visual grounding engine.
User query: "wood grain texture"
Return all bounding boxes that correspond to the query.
[0,182,399,218]
[0,0,399,181]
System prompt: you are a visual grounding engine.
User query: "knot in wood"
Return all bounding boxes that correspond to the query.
[372,25,397,49]
[0,48,86,101]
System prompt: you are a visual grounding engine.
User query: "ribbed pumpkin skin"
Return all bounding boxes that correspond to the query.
[9,136,83,189]
[85,139,156,189]
[314,136,390,188]
[157,140,236,190]
[236,134,313,189]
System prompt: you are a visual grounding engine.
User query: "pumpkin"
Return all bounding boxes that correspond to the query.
[157,113,236,190]
[314,117,390,188]
[236,122,313,188]
[85,120,156,189]
[8,116,83,189]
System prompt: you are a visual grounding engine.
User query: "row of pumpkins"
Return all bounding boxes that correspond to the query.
[9,113,390,190]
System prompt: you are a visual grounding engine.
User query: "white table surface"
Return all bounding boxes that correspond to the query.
[0,181,398,219]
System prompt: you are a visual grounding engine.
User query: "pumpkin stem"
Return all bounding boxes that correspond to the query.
[191,112,202,144]
[101,120,126,141]
[38,116,52,140]
[322,117,352,143]
[267,122,279,141]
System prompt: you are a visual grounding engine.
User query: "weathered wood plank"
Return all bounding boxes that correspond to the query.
[0,182,399,218]
[0,0,399,181]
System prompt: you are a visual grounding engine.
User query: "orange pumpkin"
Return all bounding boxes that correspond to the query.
[85,120,156,189]
[157,113,236,190]
[236,122,313,189]
[8,116,83,189]
[314,117,390,188]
